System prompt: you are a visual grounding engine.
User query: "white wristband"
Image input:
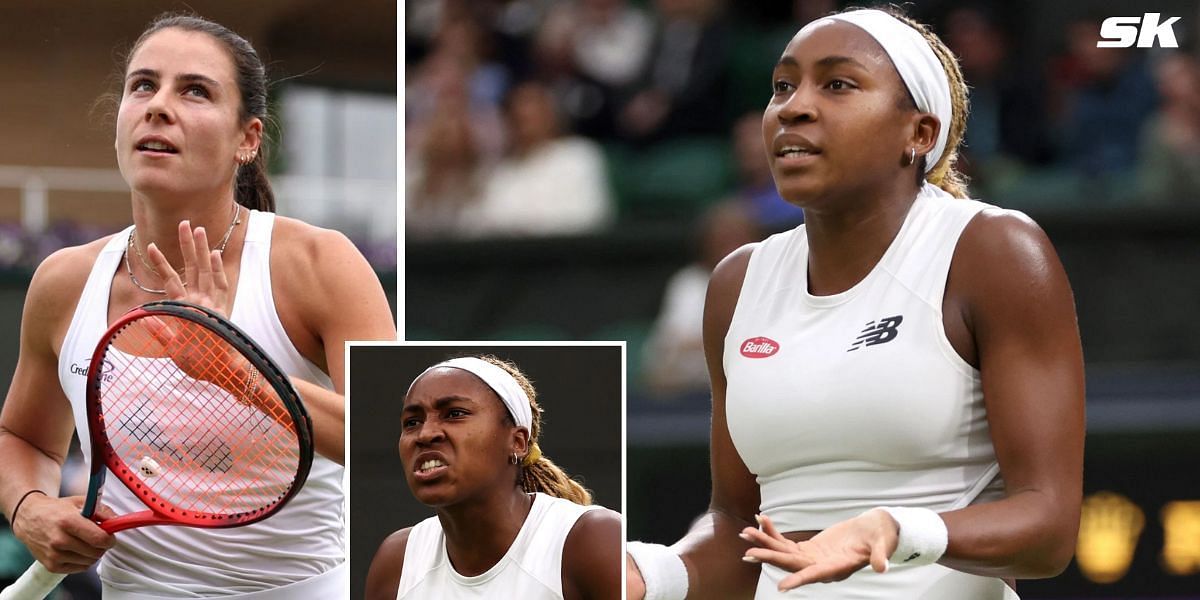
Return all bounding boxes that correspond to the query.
[879,506,948,567]
[627,541,689,600]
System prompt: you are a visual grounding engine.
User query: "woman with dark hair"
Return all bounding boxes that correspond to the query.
[365,355,622,600]
[627,7,1084,599]
[0,13,394,598]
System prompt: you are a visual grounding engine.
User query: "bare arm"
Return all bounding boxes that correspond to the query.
[562,508,623,600]
[365,527,410,600]
[937,210,1084,578]
[288,226,396,464]
[0,247,117,572]
[629,244,763,600]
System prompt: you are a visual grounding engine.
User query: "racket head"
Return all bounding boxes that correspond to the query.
[84,300,313,531]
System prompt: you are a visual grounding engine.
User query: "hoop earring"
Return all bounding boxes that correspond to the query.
[510,453,519,465]
[907,148,917,166]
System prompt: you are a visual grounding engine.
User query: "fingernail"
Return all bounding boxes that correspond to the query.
[754,514,763,526]
[742,556,760,563]
[738,532,750,541]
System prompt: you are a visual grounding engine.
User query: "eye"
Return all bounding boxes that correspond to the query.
[184,84,210,98]
[130,79,155,93]
[402,418,421,430]
[447,408,469,419]
[772,79,794,94]
[826,79,856,91]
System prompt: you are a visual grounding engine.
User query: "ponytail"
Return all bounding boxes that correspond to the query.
[236,150,275,212]
[477,355,595,506]
[521,451,593,505]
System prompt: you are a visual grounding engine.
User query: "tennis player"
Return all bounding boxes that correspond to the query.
[627,8,1084,599]
[365,356,621,600]
[0,13,394,598]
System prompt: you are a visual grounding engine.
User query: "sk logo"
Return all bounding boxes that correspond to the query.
[847,316,903,351]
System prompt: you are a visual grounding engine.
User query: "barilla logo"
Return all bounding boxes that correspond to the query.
[1098,13,1180,48]
[740,337,779,358]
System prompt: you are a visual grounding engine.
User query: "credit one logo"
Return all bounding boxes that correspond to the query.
[1098,13,1181,48]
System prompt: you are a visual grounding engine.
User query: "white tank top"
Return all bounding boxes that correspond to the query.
[724,184,1006,533]
[57,210,346,597]
[397,493,600,600]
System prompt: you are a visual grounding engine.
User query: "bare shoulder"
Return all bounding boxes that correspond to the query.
[953,207,1076,333]
[365,527,413,600]
[708,243,757,296]
[269,215,359,263]
[26,236,115,342]
[565,507,622,547]
[956,208,1060,278]
[562,507,622,600]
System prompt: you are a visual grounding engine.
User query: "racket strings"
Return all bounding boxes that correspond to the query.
[98,315,301,518]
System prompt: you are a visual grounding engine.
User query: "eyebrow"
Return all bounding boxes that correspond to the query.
[776,55,870,71]
[401,394,477,414]
[126,68,221,88]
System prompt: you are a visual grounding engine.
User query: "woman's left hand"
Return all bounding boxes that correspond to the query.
[741,511,899,592]
[146,220,233,317]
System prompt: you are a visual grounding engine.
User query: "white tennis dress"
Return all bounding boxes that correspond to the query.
[57,210,347,599]
[724,183,1020,599]
[397,493,600,599]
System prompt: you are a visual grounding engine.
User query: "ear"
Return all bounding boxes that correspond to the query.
[510,426,530,458]
[238,117,264,155]
[908,113,940,161]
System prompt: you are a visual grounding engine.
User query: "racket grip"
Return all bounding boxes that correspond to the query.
[0,561,67,600]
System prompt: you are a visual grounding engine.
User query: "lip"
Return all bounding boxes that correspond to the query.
[134,134,180,156]
[771,132,822,167]
[411,451,450,482]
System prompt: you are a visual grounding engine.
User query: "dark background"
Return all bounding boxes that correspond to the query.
[346,344,623,600]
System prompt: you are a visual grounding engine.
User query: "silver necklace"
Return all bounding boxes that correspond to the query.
[125,204,243,295]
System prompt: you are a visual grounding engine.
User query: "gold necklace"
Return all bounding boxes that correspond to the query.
[125,204,243,295]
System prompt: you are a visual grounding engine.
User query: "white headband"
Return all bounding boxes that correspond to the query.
[801,9,952,173]
[411,357,533,430]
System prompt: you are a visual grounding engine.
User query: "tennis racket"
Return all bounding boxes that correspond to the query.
[0,300,313,600]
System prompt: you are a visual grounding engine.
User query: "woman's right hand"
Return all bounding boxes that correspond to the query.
[11,494,117,573]
[626,553,647,600]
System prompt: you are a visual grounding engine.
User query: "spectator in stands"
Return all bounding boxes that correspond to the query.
[618,0,730,142]
[462,81,614,237]
[1139,52,1200,205]
[1054,18,1158,181]
[642,202,761,398]
[726,111,805,230]
[405,93,485,239]
[942,6,1054,184]
[406,14,508,165]
[535,0,655,139]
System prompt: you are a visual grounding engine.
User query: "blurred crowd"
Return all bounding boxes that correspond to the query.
[406,0,1200,244]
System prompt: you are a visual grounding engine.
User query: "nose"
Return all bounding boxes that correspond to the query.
[415,420,445,446]
[144,89,175,124]
[776,84,817,124]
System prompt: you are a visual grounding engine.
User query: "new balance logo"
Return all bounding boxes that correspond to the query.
[740,336,779,358]
[847,316,903,352]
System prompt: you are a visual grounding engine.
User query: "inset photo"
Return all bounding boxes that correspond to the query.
[348,343,623,600]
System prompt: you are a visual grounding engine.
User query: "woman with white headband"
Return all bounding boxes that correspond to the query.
[627,7,1083,599]
[365,355,622,599]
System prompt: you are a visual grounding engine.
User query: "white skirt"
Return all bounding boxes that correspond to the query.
[755,562,1020,599]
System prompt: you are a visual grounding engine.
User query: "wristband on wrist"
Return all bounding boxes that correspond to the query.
[877,506,948,567]
[10,489,47,528]
[627,541,689,600]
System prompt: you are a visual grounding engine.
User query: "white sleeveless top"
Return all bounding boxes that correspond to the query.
[397,493,600,600]
[57,210,346,598]
[724,184,1007,533]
